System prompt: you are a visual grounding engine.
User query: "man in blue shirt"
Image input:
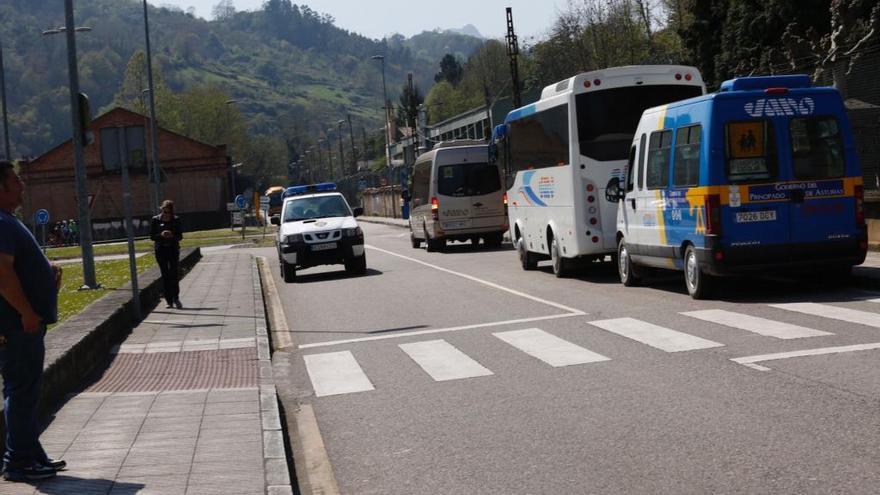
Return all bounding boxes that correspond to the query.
[0,161,66,481]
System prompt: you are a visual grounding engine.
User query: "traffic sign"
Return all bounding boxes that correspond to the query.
[35,209,50,225]
[234,194,246,209]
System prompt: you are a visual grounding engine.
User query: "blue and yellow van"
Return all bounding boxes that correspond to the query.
[613,75,867,298]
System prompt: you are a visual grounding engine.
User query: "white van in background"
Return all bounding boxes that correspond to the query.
[408,141,508,252]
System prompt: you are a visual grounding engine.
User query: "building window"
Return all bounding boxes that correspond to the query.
[100,126,147,171]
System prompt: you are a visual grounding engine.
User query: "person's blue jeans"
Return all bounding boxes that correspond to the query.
[0,325,46,469]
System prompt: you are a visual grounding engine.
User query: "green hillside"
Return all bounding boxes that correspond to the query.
[0,0,484,162]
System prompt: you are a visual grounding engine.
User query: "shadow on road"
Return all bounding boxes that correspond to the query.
[292,268,384,284]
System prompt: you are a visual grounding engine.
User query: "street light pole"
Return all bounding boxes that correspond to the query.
[142,0,163,211]
[60,0,98,289]
[0,39,10,160]
[370,55,391,170]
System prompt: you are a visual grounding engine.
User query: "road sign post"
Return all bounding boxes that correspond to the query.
[35,208,49,252]
[235,194,247,239]
[117,127,141,321]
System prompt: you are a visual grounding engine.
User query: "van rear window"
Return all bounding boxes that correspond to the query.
[790,117,845,180]
[725,120,777,182]
[438,162,501,197]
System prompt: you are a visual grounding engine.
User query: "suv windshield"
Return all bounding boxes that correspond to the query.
[576,85,703,161]
[283,195,351,222]
[437,162,501,197]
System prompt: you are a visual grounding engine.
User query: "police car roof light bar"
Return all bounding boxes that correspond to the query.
[282,182,337,198]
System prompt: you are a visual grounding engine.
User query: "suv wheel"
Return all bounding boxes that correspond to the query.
[345,254,367,275]
[281,260,296,283]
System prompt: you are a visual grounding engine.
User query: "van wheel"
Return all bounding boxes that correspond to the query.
[426,229,444,252]
[410,231,421,249]
[684,245,713,299]
[617,237,640,286]
[484,233,503,248]
[550,238,569,278]
[517,237,537,270]
[281,261,296,283]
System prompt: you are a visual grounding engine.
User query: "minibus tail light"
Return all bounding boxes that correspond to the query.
[855,185,865,226]
[675,73,682,80]
[431,197,439,220]
[765,87,789,94]
[705,195,722,235]
[685,73,693,81]
[503,192,508,206]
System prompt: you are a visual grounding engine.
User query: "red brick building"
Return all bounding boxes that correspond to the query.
[20,107,231,239]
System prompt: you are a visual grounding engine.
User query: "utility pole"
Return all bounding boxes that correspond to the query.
[336,120,345,178]
[347,114,356,174]
[64,0,98,289]
[506,7,523,109]
[0,39,10,159]
[143,0,163,212]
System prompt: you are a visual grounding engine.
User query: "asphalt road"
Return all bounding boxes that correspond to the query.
[260,222,880,494]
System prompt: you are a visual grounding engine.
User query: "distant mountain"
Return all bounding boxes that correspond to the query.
[448,24,484,39]
[0,0,485,157]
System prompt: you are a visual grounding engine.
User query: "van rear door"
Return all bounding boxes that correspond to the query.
[786,115,860,257]
[720,118,792,260]
[436,149,504,231]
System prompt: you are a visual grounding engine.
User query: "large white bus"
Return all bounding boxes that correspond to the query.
[493,65,706,276]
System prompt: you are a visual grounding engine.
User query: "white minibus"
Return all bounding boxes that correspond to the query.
[493,65,705,276]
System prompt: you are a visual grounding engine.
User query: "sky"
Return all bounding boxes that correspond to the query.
[149,0,563,42]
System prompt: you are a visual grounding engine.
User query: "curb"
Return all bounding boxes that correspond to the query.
[0,247,202,453]
[256,256,341,495]
[252,259,295,495]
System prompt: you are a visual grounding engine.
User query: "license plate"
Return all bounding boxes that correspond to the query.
[311,242,337,251]
[735,210,777,223]
[443,221,467,229]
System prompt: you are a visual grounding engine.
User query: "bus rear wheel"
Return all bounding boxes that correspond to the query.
[517,237,537,270]
[550,238,569,278]
[684,245,713,299]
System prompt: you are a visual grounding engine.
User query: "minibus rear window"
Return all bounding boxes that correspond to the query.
[725,120,777,183]
[438,162,501,197]
[790,117,845,180]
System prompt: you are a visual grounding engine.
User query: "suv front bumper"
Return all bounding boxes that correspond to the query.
[279,235,364,269]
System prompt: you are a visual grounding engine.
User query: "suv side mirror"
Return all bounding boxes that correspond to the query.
[604,177,624,203]
[352,206,364,217]
[270,215,280,226]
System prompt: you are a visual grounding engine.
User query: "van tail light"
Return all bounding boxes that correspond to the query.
[765,87,789,94]
[705,194,722,235]
[502,192,508,206]
[431,197,439,220]
[855,185,865,226]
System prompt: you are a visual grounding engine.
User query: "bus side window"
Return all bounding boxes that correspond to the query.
[646,130,672,190]
[637,133,646,191]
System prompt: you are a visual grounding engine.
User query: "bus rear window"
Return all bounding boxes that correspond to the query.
[725,120,777,182]
[790,117,845,180]
[576,85,702,162]
[438,162,501,197]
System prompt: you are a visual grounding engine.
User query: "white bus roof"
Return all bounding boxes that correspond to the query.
[539,65,703,100]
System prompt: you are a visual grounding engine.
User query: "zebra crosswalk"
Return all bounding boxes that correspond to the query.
[303,303,880,397]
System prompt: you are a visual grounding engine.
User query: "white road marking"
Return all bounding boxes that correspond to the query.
[493,328,610,367]
[771,303,880,328]
[731,342,880,371]
[364,244,585,315]
[303,351,374,397]
[298,312,584,349]
[588,317,724,352]
[399,340,493,381]
[682,309,832,339]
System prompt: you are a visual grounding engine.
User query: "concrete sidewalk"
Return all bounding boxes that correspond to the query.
[2,252,291,495]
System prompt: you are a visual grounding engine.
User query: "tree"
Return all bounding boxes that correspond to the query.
[434,54,463,85]
[395,77,424,132]
[112,51,181,131]
[211,0,236,20]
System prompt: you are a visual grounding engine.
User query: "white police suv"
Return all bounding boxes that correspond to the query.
[270,183,366,282]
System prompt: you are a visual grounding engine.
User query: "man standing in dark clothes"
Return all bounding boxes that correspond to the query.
[150,199,183,309]
[0,161,66,482]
